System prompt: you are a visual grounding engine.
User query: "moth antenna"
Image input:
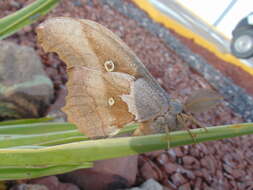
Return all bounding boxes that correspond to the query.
[176,114,197,144]
[66,65,75,71]
[181,113,208,132]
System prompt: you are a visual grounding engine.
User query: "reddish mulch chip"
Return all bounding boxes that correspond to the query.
[1,0,253,189]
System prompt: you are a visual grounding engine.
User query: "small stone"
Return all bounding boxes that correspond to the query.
[224,172,234,180]
[174,147,184,157]
[223,164,245,179]
[9,0,21,8]
[223,154,237,168]
[189,147,200,157]
[229,180,238,189]
[193,170,203,177]
[202,182,212,190]
[139,179,163,190]
[59,156,138,190]
[179,169,195,180]
[223,164,233,175]
[30,176,79,190]
[72,0,83,7]
[156,153,169,165]
[164,162,182,174]
[125,188,140,190]
[195,144,208,154]
[144,150,164,159]
[171,173,187,186]
[232,169,245,179]
[194,177,202,190]
[200,156,216,173]
[167,149,177,162]
[23,25,32,33]
[183,156,200,169]
[178,183,191,190]
[58,183,80,190]
[140,159,163,181]
[162,187,173,190]
[165,180,178,189]
[200,168,212,183]
[10,184,48,190]
[237,182,246,189]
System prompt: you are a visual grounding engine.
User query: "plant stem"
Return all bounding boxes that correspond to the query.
[0,123,252,167]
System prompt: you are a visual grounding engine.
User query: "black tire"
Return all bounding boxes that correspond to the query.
[230,30,253,59]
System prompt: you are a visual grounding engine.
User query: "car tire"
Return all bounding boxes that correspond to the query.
[230,30,253,59]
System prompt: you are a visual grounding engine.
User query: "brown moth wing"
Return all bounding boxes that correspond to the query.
[80,19,167,89]
[36,17,170,138]
[63,66,135,137]
[37,17,166,93]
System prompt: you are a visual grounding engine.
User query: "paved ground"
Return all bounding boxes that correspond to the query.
[147,0,253,68]
[149,0,230,53]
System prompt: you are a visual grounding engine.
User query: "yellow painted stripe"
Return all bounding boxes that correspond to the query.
[132,0,253,76]
[174,0,230,41]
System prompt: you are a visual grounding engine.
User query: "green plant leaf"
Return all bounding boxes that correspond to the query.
[0,117,53,126]
[0,121,252,180]
[0,163,93,180]
[0,130,87,148]
[0,123,252,167]
[0,0,60,40]
[0,122,76,134]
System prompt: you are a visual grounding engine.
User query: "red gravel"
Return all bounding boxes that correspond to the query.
[1,0,253,189]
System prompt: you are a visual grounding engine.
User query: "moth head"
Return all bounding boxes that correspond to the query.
[168,99,183,115]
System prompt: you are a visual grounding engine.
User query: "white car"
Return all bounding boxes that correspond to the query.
[230,12,253,59]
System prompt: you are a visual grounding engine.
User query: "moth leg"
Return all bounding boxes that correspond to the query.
[181,113,208,132]
[66,65,75,71]
[133,121,171,150]
[177,114,197,144]
[133,121,154,136]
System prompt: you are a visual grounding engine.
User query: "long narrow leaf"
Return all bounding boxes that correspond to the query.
[0,122,137,147]
[0,122,76,134]
[37,136,90,146]
[0,0,60,39]
[0,118,53,126]
[0,130,87,148]
[0,163,93,180]
[0,123,252,168]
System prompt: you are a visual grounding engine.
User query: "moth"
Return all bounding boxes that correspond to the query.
[36,17,222,139]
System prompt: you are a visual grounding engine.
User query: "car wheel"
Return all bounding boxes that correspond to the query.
[231,30,253,59]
